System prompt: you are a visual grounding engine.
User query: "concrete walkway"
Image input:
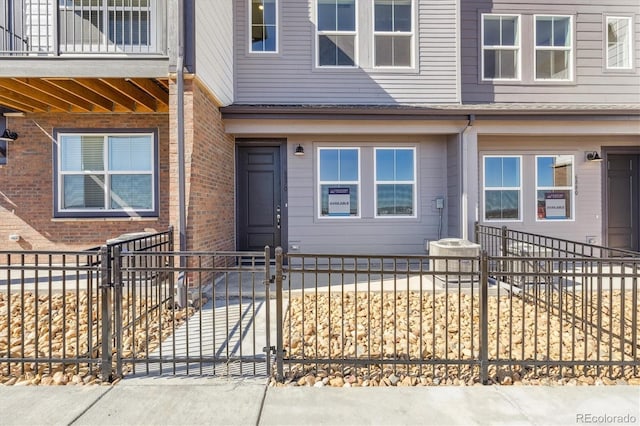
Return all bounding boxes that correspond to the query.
[0,378,638,426]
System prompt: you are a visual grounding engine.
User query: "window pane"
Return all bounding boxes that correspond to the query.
[502,17,517,46]
[339,149,358,181]
[111,175,152,209]
[61,136,104,171]
[484,17,500,46]
[536,17,552,46]
[608,18,631,68]
[536,50,552,79]
[376,149,395,180]
[63,174,105,209]
[317,0,336,31]
[320,184,358,216]
[336,0,355,31]
[537,190,571,220]
[394,0,412,32]
[553,17,570,46]
[485,157,520,188]
[319,34,355,66]
[484,50,497,78]
[502,157,520,187]
[485,190,519,220]
[395,149,414,180]
[319,149,339,181]
[336,35,355,65]
[393,37,411,66]
[375,1,393,32]
[377,184,413,216]
[499,50,517,78]
[375,36,393,66]
[109,136,152,171]
[537,156,572,187]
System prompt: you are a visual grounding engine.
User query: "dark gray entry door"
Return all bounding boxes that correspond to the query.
[237,146,282,251]
[607,154,639,251]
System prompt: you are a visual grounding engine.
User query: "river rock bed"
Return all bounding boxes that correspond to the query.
[272,290,640,387]
[0,291,194,386]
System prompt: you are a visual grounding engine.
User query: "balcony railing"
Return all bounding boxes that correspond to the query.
[0,0,167,56]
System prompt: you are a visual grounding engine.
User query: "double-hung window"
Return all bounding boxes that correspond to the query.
[536,155,574,221]
[483,156,522,221]
[535,15,573,81]
[606,16,632,70]
[318,148,360,217]
[482,14,520,80]
[373,0,413,67]
[317,0,357,67]
[54,131,158,218]
[250,0,277,52]
[375,148,416,217]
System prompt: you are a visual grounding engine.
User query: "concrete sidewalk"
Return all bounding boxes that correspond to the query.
[0,378,638,426]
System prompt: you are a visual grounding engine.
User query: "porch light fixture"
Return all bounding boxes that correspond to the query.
[294,144,305,156]
[0,129,18,142]
[585,151,603,162]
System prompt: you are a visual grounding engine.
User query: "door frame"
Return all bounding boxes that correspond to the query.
[601,146,640,249]
[235,138,288,253]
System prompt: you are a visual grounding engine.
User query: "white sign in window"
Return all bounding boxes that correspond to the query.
[328,187,351,216]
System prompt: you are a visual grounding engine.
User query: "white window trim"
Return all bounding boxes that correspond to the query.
[605,16,633,70]
[481,14,521,81]
[248,0,279,54]
[533,15,574,82]
[534,155,575,222]
[373,147,417,218]
[317,147,361,219]
[372,0,415,69]
[315,0,358,68]
[482,155,523,222]
[56,132,156,216]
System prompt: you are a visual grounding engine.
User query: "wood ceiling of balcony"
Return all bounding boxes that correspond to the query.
[0,77,170,114]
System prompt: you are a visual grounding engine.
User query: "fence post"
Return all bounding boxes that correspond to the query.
[480,250,489,385]
[113,246,123,378]
[275,247,284,382]
[474,221,479,243]
[99,245,113,382]
[264,246,272,377]
[501,226,509,283]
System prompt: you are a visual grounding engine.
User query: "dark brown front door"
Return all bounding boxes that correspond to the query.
[237,146,282,252]
[607,154,639,251]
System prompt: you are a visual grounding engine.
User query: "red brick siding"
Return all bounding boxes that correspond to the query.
[0,113,170,251]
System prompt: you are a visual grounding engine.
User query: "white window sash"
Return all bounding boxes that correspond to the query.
[316,0,358,68]
[482,155,523,222]
[533,15,573,81]
[249,0,279,53]
[372,0,414,68]
[373,147,417,218]
[606,16,632,70]
[481,14,521,81]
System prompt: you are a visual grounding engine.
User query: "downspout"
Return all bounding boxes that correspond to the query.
[460,114,474,241]
[176,0,187,307]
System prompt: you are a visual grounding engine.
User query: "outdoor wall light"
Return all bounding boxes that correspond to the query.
[585,151,603,162]
[294,144,305,156]
[0,129,18,142]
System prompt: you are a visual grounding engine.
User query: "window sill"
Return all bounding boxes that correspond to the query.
[51,217,159,222]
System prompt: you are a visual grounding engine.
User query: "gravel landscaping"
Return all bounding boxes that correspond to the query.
[0,291,193,386]
[274,290,640,387]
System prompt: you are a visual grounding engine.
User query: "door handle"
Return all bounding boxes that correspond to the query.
[276,213,281,229]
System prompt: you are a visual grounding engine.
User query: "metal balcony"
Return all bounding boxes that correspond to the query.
[0,0,167,56]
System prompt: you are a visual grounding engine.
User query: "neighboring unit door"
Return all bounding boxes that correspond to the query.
[607,154,639,251]
[237,146,282,252]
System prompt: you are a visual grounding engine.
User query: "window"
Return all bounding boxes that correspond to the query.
[535,16,572,80]
[0,140,6,165]
[482,15,520,80]
[375,148,416,216]
[374,0,413,67]
[54,131,158,218]
[250,0,277,52]
[317,0,357,67]
[536,155,574,221]
[483,156,521,221]
[606,16,632,69]
[318,148,360,217]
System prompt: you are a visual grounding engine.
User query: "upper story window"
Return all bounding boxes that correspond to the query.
[536,155,574,221]
[483,156,522,221]
[482,14,520,80]
[250,0,277,52]
[606,16,632,70]
[373,0,413,67]
[54,130,158,218]
[317,0,357,67]
[375,148,416,217]
[318,148,360,217]
[535,15,573,81]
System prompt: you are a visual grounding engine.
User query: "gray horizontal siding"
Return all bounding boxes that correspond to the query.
[234,0,459,105]
[286,136,452,255]
[462,0,640,104]
[195,1,234,105]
